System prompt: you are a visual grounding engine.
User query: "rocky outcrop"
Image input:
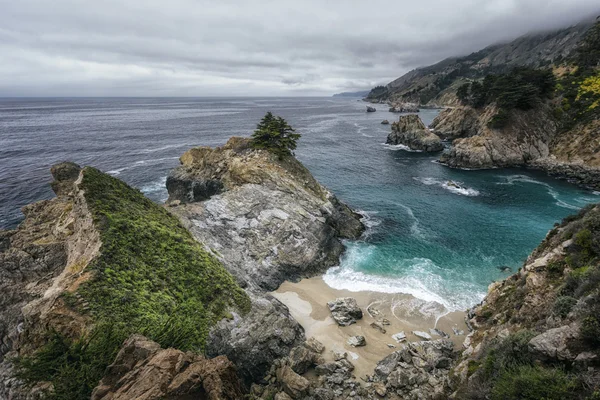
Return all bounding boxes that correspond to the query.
[167,137,364,292]
[381,120,389,125]
[388,102,420,113]
[450,204,600,399]
[439,104,556,169]
[387,115,443,152]
[372,340,455,399]
[327,297,363,326]
[430,107,481,139]
[0,162,103,399]
[366,106,376,112]
[92,335,244,400]
[207,295,305,386]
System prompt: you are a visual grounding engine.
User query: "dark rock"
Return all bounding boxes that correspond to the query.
[327,297,363,326]
[366,106,376,112]
[207,295,305,386]
[381,120,390,125]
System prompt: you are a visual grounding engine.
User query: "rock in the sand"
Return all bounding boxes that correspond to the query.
[332,350,347,361]
[276,365,310,398]
[381,318,391,325]
[347,335,366,347]
[305,337,325,354]
[392,332,407,343]
[381,120,390,125]
[412,330,432,340]
[367,106,376,112]
[370,321,387,334]
[430,328,449,338]
[327,297,363,326]
[452,327,465,336]
[387,344,396,348]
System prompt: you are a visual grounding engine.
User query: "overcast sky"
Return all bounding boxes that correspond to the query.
[0,0,598,97]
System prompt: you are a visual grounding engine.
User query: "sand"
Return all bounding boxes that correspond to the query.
[271,276,468,379]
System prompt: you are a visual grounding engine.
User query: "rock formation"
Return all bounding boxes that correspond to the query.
[387,114,443,152]
[366,106,376,112]
[166,137,365,292]
[91,335,244,400]
[327,297,363,326]
[430,107,481,139]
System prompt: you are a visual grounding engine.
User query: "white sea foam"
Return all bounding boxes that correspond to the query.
[107,167,127,176]
[356,210,382,240]
[497,174,580,210]
[323,257,486,312]
[381,143,422,152]
[139,176,168,202]
[353,122,374,138]
[413,177,480,197]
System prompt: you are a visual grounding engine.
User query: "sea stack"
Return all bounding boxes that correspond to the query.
[386,114,443,152]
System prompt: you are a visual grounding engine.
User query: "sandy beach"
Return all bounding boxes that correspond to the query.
[272,276,468,379]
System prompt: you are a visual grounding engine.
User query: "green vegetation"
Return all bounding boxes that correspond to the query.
[558,19,600,127]
[366,85,388,99]
[14,324,125,400]
[491,365,577,400]
[16,167,250,399]
[457,67,556,128]
[553,295,577,318]
[250,112,301,158]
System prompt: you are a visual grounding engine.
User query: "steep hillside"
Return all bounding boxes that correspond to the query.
[366,19,594,106]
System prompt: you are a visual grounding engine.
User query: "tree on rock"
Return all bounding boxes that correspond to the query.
[250,112,301,157]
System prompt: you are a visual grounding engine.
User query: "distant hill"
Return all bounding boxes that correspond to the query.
[332,90,370,97]
[366,18,596,106]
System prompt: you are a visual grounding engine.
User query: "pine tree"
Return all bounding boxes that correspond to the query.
[250,112,301,158]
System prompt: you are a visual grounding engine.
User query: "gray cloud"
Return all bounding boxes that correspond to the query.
[0,0,598,96]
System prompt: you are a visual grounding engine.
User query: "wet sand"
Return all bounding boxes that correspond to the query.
[271,276,468,379]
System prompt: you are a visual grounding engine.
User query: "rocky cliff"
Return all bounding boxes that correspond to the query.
[0,163,251,399]
[387,114,443,152]
[449,203,600,399]
[166,136,365,292]
[366,19,593,106]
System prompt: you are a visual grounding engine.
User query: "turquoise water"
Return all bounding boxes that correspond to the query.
[1,97,597,311]
[293,107,599,311]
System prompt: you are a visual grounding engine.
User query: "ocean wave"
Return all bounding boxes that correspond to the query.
[381,143,422,152]
[496,174,580,210]
[413,177,480,197]
[357,210,382,240]
[323,257,486,312]
[353,122,374,138]
[139,177,168,202]
[107,167,128,176]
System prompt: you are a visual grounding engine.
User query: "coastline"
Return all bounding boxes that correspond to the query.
[271,276,468,379]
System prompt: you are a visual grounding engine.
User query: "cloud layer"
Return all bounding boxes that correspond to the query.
[1,0,598,96]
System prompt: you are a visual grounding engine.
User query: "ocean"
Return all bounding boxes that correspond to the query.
[1,97,597,310]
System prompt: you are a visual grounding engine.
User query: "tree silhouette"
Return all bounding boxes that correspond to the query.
[250,112,301,158]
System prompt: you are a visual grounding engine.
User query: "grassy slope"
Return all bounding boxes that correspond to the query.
[16,167,250,399]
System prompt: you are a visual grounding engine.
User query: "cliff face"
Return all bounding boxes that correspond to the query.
[437,104,556,169]
[366,20,593,106]
[0,163,251,400]
[166,137,365,292]
[450,204,600,399]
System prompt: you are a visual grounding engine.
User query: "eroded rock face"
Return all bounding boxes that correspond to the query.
[0,162,102,400]
[92,335,244,400]
[430,107,481,139]
[439,104,556,169]
[167,137,364,292]
[327,297,363,326]
[387,115,443,152]
[207,295,305,386]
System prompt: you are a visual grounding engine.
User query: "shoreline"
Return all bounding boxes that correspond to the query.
[271,276,468,380]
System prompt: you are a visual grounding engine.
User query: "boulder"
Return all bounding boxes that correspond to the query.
[387,115,443,152]
[370,321,387,334]
[392,332,407,343]
[327,297,363,326]
[528,325,578,361]
[366,106,377,112]
[412,330,432,341]
[381,120,390,125]
[347,335,366,347]
[92,335,244,400]
[276,365,310,399]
